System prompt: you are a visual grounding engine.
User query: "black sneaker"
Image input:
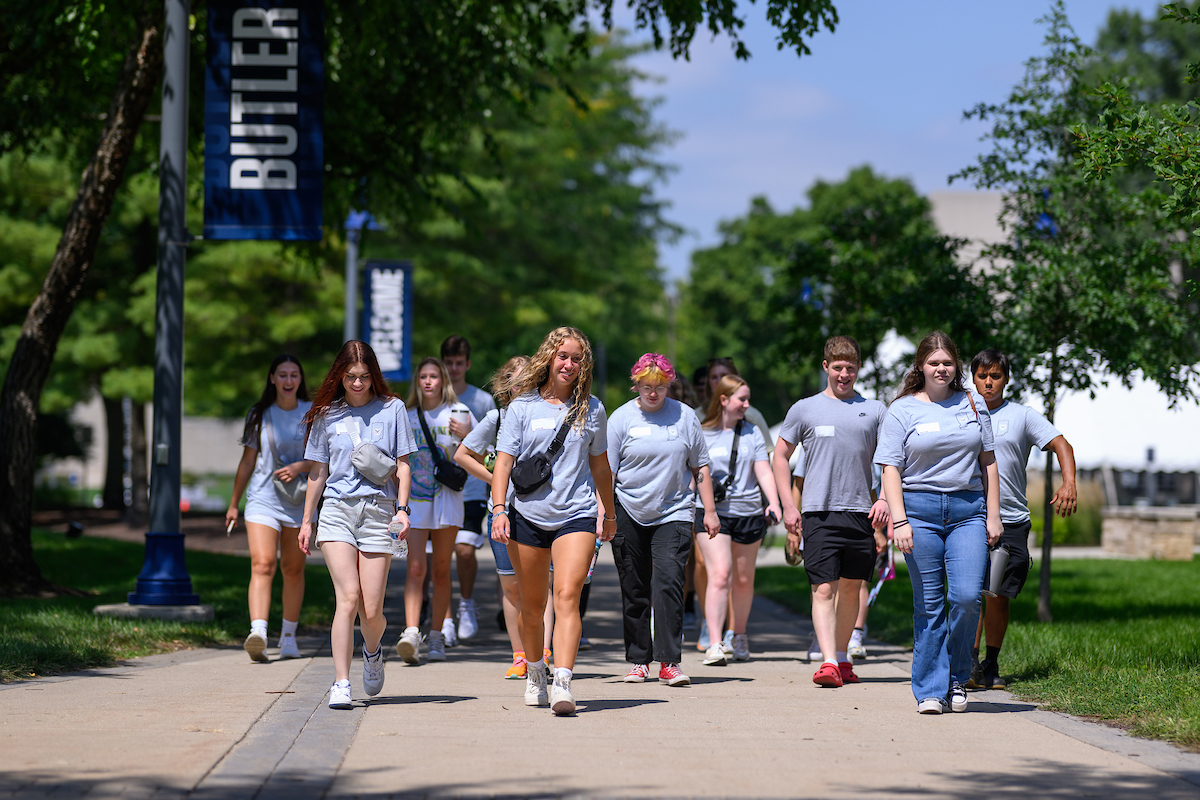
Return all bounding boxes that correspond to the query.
[965,654,983,690]
[979,658,1006,690]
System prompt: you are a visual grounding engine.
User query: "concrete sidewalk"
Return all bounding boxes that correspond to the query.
[3,546,1199,799]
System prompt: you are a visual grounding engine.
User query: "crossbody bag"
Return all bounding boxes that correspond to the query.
[711,420,741,504]
[417,406,469,492]
[510,406,578,496]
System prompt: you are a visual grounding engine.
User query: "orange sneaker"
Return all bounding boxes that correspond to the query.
[544,647,552,665]
[838,661,859,684]
[505,651,527,680]
[813,662,843,688]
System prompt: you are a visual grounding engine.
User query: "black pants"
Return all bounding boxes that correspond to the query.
[611,502,691,665]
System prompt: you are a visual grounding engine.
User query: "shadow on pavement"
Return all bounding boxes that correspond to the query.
[364,694,475,706]
[575,697,669,713]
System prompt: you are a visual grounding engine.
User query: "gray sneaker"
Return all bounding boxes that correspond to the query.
[731,633,750,662]
[362,645,385,697]
[525,662,549,707]
[395,626,422,664]
[427,629,447,662]
[550,672,575,715]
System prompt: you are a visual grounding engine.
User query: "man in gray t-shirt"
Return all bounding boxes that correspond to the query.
[772,336,890,689]
[968,349,1077,690]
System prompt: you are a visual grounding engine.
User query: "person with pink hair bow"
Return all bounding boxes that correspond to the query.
[606,353,720,688]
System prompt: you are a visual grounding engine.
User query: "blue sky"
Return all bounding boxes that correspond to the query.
[617,0,1165,281]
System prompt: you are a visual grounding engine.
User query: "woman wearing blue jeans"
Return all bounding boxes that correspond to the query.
[874,331,1001,715]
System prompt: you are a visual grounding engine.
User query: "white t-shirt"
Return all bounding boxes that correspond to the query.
[409,402,474,529]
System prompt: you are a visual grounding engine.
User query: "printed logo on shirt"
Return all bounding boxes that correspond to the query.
[997,420,1009,436]
[629,426,652,438]
[373,423,383,440]
[916,422,940,434]
[814,426,836,438]
[956,412,973,428]
[666,425,678,440]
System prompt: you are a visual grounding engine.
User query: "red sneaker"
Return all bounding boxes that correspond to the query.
[813,662,843,687]
[838,661,859,684]
[622,663,650,683]
[659,663,690,687]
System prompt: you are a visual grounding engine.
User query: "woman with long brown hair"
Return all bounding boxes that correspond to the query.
[225,354,313,662]
[873,331,1001,715]
[695,374,781,667]
[490,327,616,715]
[299,341,416,709]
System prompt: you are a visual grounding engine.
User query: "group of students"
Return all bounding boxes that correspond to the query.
[226,324,1075,717]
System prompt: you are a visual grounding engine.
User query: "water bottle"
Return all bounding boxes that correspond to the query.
[585,538,603,585]
[389,520,408,559]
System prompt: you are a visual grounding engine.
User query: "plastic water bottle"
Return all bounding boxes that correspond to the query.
[389,521,408,559]
[585,538,603,585]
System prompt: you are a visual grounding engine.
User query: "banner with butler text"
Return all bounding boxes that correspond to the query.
[204,0,324,240]
[362,260,413,383]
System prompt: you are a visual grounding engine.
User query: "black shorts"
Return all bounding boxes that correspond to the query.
[509,507,596,549]
[801,511,876,586]
[693,509,767,545]
[993,520,1033,599]
[462,500,487,534]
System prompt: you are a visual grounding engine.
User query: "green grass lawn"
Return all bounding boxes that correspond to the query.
[0,530,336,682]
[758,556,1200,749]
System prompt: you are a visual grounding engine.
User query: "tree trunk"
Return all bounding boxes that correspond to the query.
[1036,352,1060,623]
[101,395,127,511]
[125,400,149,528]
[0,3,162,597]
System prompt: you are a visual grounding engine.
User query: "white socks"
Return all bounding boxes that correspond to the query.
[281,619,298,637]
[250,619,268,638]
[527,659,545,671]
[555,667,572,681]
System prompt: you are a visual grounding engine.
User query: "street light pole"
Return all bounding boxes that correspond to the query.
[128,0,199,606]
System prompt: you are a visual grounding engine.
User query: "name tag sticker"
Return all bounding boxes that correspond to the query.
[532,418,556,431]
[630,426,652,438]
[708,446,730,458]
[335,421,348,434]
[916,422,940,434]
[814,426,836,438]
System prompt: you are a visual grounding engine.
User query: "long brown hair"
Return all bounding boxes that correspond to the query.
[702,374,747,429]
[242,354,309,446]
[895,331,966,401]
[490,355,530,408]
[503,326,594,432]
[405,357,458,409]
[304,341,396,435]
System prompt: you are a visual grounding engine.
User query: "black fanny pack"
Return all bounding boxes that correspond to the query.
[418,405,468,492]
[511,407,577,496]
[711,420,741,504]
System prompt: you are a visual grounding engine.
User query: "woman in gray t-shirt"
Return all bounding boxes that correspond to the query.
[225,355,313,664]
[608,354,720,687]
[873,331,1001,716]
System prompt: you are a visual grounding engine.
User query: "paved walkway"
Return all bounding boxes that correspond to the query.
[3,544,1200,799]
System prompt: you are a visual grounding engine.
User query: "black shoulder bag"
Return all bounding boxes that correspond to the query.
[417,406,469,492]
[711,420,741,504]
[510,406,578,496]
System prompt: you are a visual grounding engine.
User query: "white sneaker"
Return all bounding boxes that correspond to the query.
[441,617,458,648]
[950,683,969,713]
[328,680,352,709]
[848,629,867,660]
[697,619,710,650]
[244,632,268,663]
[550,672,575,715]
[395,626,422,664]
[806,636,822,663]
[731,633,750,662]
[457,598,479,640]
[722,629,735,653]
[917,697,945,715]
[525,663,549,706]
[702,642,728,666]
[278,634,301,659]
[362,645,385,697]
[427,629,447,662]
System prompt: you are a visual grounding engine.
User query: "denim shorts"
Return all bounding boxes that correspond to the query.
[488,513,515,576]
[316,495,395,554]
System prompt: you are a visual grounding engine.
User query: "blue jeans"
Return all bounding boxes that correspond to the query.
[902,490,988,703]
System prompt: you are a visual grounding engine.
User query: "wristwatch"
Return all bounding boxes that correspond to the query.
[396,505,411,514]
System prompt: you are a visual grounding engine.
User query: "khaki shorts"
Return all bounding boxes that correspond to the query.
[316,495,395,554]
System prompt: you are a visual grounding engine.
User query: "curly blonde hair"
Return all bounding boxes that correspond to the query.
[504,327,594,431]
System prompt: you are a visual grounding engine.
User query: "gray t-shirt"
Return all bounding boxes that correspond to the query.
[989,400,1061,524]
[778,393,886,514]
[241,402,312,515]
[304,397,417,501]
[607,398,710,526]
[702,422,768,518]
[496,392,607,528]
[456,384,498,504]
[873,390,994,493]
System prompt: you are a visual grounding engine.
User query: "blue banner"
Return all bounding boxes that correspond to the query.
[204,0,324,241]
[362,261,413,382]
